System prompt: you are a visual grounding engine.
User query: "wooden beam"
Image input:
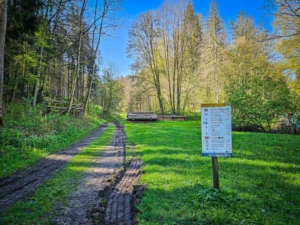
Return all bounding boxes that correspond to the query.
[201,103,226,108]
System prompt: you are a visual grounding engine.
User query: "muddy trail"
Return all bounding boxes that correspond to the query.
[0,122,143,225]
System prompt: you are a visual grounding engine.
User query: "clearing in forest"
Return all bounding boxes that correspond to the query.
[124,120,300,225]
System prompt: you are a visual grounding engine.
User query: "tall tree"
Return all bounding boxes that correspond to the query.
[0,0,7,127]
[127,11,165,115]
[201,0,226,103]
[128,0,202,114]
[224,11,291,131]
[157,0,187,114]
[180,1,202,112]
[84,0,124,114]
[32,23,48,107]
[268,0,300,111]
[99,64,124,115]
[231,10,256,40]
[4,0,43,109]
[67,0,88,114]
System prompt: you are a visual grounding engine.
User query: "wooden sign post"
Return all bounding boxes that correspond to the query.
[212,157,219,189]
[201,103,232,190]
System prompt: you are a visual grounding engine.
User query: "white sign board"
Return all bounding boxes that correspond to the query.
[201,106,232,157]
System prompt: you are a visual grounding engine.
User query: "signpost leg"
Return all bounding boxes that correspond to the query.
[212,157,219,190]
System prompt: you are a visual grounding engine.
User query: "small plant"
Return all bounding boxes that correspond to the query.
[197,188,241,205]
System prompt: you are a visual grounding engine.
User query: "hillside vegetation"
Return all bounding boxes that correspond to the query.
[0,105,120,179]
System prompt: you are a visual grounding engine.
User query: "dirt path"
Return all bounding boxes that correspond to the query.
[0,122,143,225]
[0,123,108,212]
[52,122,142,225]
[104,160,143,225]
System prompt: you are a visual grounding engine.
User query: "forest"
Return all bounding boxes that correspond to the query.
[0,1,300,223]
[0,0,299,132]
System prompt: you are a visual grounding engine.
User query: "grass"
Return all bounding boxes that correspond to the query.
[0,112,106,179]
[124,120,300,225]
[0,123,116,225]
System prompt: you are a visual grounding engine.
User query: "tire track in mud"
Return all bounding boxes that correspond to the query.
[1,122,144,225]
[104,160,142,225]
[52,121,143,225]
[0,123,108,212]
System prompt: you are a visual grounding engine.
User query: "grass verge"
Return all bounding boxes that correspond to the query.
[124,120,300,225]
[0,114,105,179]
[0,123,116,225]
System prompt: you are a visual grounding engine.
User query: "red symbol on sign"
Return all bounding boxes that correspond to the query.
[205,136,209,139]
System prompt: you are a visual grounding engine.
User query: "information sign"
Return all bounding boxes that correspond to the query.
[201,105,232,157]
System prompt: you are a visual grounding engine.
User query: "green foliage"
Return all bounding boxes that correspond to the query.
[223,17,292,132]
[124,120,300,225]
[266,1,300,131]
[127,1,203,114]
[99,66,124,115]
[184,112,200,121]
[226,74,291,132]
[0,105,105,179]
[201,0,226,103]
[6,0,43,41]
[0,123,115,224]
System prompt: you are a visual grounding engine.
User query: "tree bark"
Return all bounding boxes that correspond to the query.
[84,0,107,115]
[0,0,7,127]
[33,45,44,106]
[66,0,87,114]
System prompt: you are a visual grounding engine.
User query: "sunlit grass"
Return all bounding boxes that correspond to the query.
[0,116,106,179]
[0,123,116,225]
[124,120,300,225]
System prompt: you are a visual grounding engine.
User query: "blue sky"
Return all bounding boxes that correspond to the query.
[100,0,271,77]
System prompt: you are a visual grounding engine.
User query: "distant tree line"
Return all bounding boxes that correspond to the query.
[125,0,300,132]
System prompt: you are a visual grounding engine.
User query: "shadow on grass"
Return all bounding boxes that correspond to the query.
[124,121,300,225]
[137,154,300,224]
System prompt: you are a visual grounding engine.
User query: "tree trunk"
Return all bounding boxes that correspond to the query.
[67,58,71,99]
[157,87,164,115]
[66,0,87,114]
[33,45,44,106]
[84,0,106,115]
[176,75,181,114]
[0,0,7,127]
[154,72,164,115]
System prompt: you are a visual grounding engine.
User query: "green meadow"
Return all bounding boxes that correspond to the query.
[124,120,300,225]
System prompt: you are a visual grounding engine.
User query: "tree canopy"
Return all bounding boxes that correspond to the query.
[0,0,299,132]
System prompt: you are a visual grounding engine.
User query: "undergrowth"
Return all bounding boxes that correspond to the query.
[0,104,106,179]
[0,123,116,225]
